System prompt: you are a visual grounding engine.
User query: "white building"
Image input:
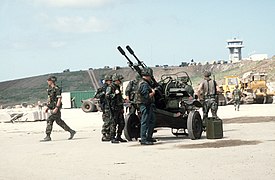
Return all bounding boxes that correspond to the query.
[226,38,244,62]
[248,54,268,61]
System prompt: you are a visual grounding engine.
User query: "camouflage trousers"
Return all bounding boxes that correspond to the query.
[46,110,72,135]
[202,98,218,123]
[234,97,240,110]
[110,109,125,139]
[101,110,113,138]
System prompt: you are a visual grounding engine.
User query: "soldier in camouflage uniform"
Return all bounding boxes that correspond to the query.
[125,74,141,114]
[197,71,220,128]
[177,76,195,98]
[106,73,127,143]
[136,68,156,145]
[41,76,76,142]
[232,84,242,111]
[94,74,113,141]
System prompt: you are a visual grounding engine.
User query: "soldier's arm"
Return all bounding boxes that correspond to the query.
[106,86,116,99]
[196,82,203,100]
[53,88,62,113]
[125,81,132,99]
[140,82,150,99]
[214,80,220,93]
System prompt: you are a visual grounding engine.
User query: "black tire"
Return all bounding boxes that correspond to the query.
[187,110,203,140]
[81,101,97,113]
[263,96,267,104]
[124,113,140,141]
[267,96,274,104]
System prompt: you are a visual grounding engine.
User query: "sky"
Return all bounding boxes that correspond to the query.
[0,0,274,82]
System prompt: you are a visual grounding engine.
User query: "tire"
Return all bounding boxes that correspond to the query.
[263,96,267,104]
[81,101,97,113]
[124,113,140,141]
[267,96,274,104]
[187,110,203,140]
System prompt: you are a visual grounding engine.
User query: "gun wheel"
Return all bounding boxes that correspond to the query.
[187,110,203,140]
[81,101,97,113]
[124,113,140,141]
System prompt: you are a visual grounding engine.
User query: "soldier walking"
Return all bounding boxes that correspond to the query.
[136,68,156,145]
[232,85,242,111]
[197,71,220,128]
[94,74,113,141]
[41,76,76,142]
[106,74,127,143]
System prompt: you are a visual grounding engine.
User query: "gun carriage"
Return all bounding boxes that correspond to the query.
[117,46,203,141]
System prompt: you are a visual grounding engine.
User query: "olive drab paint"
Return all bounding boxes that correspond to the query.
[206,117,223,139]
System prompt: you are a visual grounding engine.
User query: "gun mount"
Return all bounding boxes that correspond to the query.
[117,46,203,141]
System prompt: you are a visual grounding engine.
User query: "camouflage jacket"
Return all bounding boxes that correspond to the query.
[135,79,155,105]
[105,83,124,110]
[94,83,109,110]
[125,80,138,101]
[232,88,242,99]
[47,85,62,109]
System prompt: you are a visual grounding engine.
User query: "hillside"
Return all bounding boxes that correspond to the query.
[1,58,275,108]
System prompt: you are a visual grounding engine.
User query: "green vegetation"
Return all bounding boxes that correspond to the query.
[1,59,275,107]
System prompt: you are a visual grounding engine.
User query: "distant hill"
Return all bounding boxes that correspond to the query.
[1,58,275,108]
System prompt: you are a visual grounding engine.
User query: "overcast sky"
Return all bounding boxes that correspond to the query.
[0,0,274,82]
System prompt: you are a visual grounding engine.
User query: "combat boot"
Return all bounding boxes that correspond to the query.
[101,136,111,142]
[147,138,157,142]
[41,134,51,142]
[68,129,76,140]
[116,136,127,143]
[140,141,154,145]
[111,138,119,144]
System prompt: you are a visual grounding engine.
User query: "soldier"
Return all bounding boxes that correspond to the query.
[232,84,242,111]
[41,76,76,142]
[177,76,195,99]
[136,68,156,145]
[125,74,141,114]
[94,74,113,141]
[106,73,127,143]
[197,71,219,128]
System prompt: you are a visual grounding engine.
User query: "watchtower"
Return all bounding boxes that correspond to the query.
[226,38,244,62]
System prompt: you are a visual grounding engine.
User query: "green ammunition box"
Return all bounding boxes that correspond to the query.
[206,117,223,139]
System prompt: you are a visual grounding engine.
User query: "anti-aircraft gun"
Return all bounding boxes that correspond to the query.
[117,46,203,140]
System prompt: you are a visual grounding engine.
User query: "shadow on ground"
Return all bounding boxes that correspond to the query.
[224,116,275,124]
[176,139,262,149]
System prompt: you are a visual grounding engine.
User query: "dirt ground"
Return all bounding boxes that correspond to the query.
[0,104,275,180]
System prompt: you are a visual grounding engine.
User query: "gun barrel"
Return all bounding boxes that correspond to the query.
[117,46,142,74]
[117,46,126,56]
[126,45,147,68]
[126,45,134,55]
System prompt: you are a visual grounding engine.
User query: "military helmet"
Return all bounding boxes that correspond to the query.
[104,74,112,81]
[141,67,153,77]
[118,74,124,81]
[179,76,189,83]
[135,74,141,81]
[47,75,57,82]
[112,73,124,81]
[204,71,211,77]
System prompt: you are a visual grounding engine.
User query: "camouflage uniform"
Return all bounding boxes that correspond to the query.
[177,76,194,98]
[94,75,112,141]
[125,74,140,114]
[42,76,75,141]
[136,68,156,145]
[232,85,242,111]
[105,74,126,143]
[198,72,218,126]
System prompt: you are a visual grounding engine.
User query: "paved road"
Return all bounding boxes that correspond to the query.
[0,104,275,180]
